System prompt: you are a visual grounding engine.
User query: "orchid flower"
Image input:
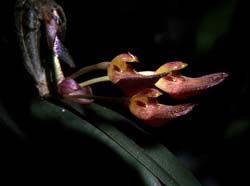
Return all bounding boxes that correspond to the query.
[107,53,171,96]
[105,53,228,125]
[155,66,228,100]
[129,88,196,126]
[54,52,228,126]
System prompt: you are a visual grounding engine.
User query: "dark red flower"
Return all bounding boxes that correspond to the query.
[129,88,196,126]
[107,53,181,96]
[155,71,228,100]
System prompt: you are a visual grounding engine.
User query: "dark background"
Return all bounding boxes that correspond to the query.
[1,0,248,185]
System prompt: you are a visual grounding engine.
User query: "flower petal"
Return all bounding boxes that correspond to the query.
[107,53,171,96]
[115,73,168,96]
[156,61,188,74]
[155,72,228,100]
[107,53,139,83]
[58,78,93,104]
[129,88,196,126]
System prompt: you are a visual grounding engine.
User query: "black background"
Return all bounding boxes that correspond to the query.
[1,0,248,185]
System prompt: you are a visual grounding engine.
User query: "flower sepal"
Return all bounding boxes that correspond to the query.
[155,71,228,100]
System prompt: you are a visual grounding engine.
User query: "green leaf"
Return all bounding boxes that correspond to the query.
[31,99,161,185]
[196,0,238,55]
[82,103,201,186]
[144,144,200,186]
[30,98,201,186]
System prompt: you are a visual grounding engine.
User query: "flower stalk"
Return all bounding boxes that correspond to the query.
[79,76,110,87]
[70,62,110,79]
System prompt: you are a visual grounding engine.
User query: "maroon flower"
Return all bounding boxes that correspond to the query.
[107,53,179,96]
[129,88,196,126]
[155,70,228,100]
[57,52,228,126]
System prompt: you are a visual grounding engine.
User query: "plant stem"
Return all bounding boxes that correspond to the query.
[70,62,110,79]
[79,76,110,87]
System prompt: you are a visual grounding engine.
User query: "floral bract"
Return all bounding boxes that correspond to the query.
[58,78,93,104]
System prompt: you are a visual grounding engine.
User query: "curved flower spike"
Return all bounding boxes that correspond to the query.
[155,71,228,100]
[107,53,171,96]
[58,78,93,104]
[129,88,196,126]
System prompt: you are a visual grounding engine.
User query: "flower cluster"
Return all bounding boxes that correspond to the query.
[15,0,228,127]
[58,53,228,126]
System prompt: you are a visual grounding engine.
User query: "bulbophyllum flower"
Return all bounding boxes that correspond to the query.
[107,53,172,96]
[107,53,228,101]
[15,0,228,128]
[155,70,229,100]
[129,88,196,126]
[55,52,228,127]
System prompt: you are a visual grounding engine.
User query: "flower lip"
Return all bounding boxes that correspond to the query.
[156,61,188,74]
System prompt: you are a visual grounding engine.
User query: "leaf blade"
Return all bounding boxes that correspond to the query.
[31,98,201,186]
